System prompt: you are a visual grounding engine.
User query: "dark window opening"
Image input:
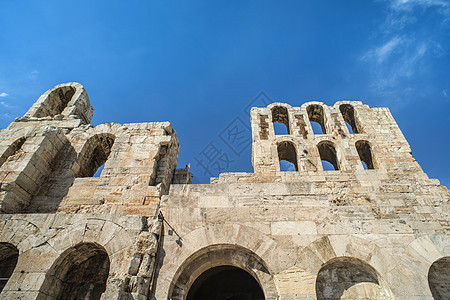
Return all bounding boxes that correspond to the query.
[78,134,115,178]
[0,243,19,293]
[307,105,326,134]
[318,141,339,170]
[272,106,290,135]
[38,243,110,300]
[34,86,76,118]
[356,140,375,169]
[428,257,450,300]
[339,104,360,134]
[316,257,388,300]
[0,137,26,168]
[277,141,298,171]
[186,265,264,300]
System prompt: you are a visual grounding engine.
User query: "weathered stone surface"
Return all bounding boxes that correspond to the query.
[0,84,449,299]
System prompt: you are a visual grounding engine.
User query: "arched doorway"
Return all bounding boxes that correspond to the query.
[38,242,110,300]
[428,256,450,299]
[186,265,264,300]
[169,244,277,300]
[0,243,19,293]
[315,257,393,299]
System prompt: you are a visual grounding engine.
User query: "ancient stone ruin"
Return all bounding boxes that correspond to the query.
[0,82,448,299]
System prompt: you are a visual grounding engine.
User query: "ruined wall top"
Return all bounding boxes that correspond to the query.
[210,101,431,184]
[8,82,94,131]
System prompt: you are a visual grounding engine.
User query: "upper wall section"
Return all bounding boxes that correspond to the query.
[0,82,181,214]
[249,101,423,177]
[9,82,93,131]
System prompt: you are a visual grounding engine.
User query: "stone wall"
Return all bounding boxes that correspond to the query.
[0,84,448,299]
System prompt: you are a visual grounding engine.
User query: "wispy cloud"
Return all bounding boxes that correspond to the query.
[0,92,8,97]
[28,70,39,80]
[0,101,15,109]
[387,0,449,11]
[363,0,449,101]
[363,36,404,63]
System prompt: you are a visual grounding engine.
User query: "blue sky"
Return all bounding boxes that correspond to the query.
[0,0,449,187]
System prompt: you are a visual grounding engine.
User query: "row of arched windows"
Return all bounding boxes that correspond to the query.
[278,140,375,171]
[271,104,361,136]
[0,133,116,179]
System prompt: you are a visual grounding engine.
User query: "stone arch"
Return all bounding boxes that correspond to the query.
[0,218,46,252]
[428,256,450,299]
[24,82,93,123]
[0,126,67,212]
[277,140,298,171]
[316,256,392,299]
[0,243,19,293]
[294,236,397,299]
[355,140,375,169]
[339,103,361,134]
[307,103,327,134]
[0,136,26,169]
[387,234,450,298]
[155,223,286,299]
[317,140,339,170]
[45,218,134,274]
[33,86,76,118]
[77,133,116,177]
[272,105,291,135]
[37,242,110,300]
[169,244,276,300]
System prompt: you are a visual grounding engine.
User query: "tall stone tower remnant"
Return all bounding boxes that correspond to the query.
[0,83,448,299]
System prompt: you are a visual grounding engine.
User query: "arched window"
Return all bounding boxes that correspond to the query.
[277,141,298,171]
[38,243,110,300]
[339,104,360,134]
[316,257,392,299]
[33,86,76,118]
[77,134,115,177]
[0,137,26,169]
[356,140,375,169]
[307,105,326,134]
[272,106,290,135]
[318,141,339,170]
[0,243,19,293]
[428,256,450,300]
[317,141,339,171]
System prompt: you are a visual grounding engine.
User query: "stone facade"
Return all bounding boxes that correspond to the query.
[0,82,448,299]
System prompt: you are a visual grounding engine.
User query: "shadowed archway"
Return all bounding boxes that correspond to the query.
[169,244,277,300]
[186,265,264,300]
[37,242,110,300]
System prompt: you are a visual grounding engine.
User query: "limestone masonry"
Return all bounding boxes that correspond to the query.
[0,82,448,300]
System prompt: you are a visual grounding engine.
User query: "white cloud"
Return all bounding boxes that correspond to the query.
[0,101,13,109]
[363,0,448,101]
[28,70,39,80]
[443,90,448,97]
[0,92,8,97]
[387,0,449,11]
[363,37,404,63]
